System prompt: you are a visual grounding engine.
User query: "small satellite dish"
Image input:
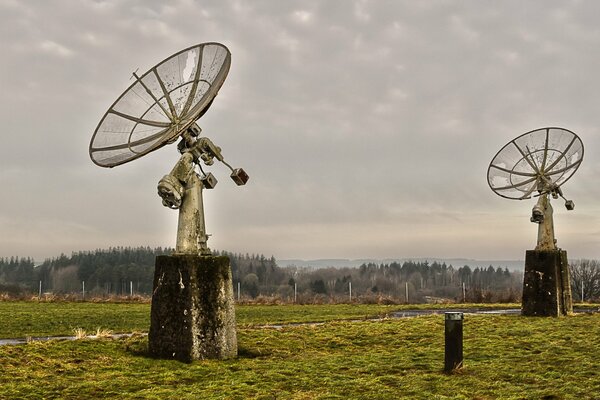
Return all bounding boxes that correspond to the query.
[90,43,247,255]
[90,42,231,168]
[487,127,583,250]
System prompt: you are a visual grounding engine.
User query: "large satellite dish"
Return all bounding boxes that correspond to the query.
[488,127,583,200]
[487,127,583,250]
[90,43,231,168]
[90,43,247,255]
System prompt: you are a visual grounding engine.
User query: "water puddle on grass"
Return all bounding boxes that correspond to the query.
[390,308,521,318]
[391,306,599,318]
[0,333,144,346]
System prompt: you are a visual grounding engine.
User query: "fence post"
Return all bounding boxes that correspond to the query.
[444,312,464,372]
[237,281,241,302]
[349,282,352,302]
[405,282,409,303]
[294,283,297,303]
[82,281,85,301]
[38,280,42,300]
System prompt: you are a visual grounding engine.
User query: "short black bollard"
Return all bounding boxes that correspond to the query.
[444,312,463,372]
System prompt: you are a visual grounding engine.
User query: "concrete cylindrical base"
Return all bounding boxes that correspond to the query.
[522,249,573,317]
[149,255,237,362]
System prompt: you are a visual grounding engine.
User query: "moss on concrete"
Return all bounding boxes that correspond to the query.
[522,249,572,317]
[148,255,237,362]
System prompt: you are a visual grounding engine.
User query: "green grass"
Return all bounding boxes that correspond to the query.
[2,301,597,399]
[0,301,519,338]
[0,301,150,338]
[1,312,599,399]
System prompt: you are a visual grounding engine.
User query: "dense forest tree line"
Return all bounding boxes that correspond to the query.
[0,248,282,297]
[216,250,283,298]
[0,257,35,291]
[2,248,600,303]
[36,247,173,295]
[0,248,171,295]
[284,261,522,303]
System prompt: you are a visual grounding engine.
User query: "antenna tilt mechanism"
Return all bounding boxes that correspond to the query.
[89,43,247,255]
[487,127,583,250]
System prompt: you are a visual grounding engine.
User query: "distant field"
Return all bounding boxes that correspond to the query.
[0,301,519,338]
[1,302,599,399]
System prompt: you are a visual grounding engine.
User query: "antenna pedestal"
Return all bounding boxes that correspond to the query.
[158,151,211,255]
[91,43,242,362]
[149,254,237,361]
[522,249,573,317]
[175,173,210,255]
[532,195,556,251]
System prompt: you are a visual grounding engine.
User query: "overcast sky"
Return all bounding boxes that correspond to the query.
[2,0,600,262]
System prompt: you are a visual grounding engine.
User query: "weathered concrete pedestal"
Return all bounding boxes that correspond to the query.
[149,255,237,362]
[522,250,573,317]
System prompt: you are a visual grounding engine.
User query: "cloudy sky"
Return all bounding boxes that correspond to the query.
[2,0,600,262]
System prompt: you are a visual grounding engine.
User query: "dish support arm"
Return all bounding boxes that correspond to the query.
[532,194,557,251]
[158,151,210,255]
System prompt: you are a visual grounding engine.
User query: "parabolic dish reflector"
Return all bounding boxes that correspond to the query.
[90,43,231,167]
[487,127,583,200]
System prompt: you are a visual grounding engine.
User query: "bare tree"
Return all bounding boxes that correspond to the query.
[570,259,600,302]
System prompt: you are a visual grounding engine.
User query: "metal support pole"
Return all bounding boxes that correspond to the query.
[405,282,409,303]
[294,283,297,303]
[533,194,556,251]
[82,281,85,301]
[349,282,352,302]
[237,281,241,301]
[176,172,209,254]
[444,312,463,372]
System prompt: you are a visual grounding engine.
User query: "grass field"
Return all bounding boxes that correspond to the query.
[1,301,599,399]
[0,301,515,339]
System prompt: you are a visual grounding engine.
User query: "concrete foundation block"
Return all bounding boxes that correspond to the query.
[522,249,573,317]
[149,255,237,362]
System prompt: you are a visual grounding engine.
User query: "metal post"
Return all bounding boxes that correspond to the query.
[444,312,463,372]
[130,281,133,297]
[533,195,556,251]
[462,282,466,302]
[349,282,352,302]
[237,281,241,301]
[176,172,209,254]
[160,152,211,255]
[82,281,85,301]
[405,282,409,303]
[294,283,297,303]
[582,280,584,302]
[38,280,42,300]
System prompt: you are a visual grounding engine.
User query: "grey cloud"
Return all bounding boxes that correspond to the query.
[1,0,599,261]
